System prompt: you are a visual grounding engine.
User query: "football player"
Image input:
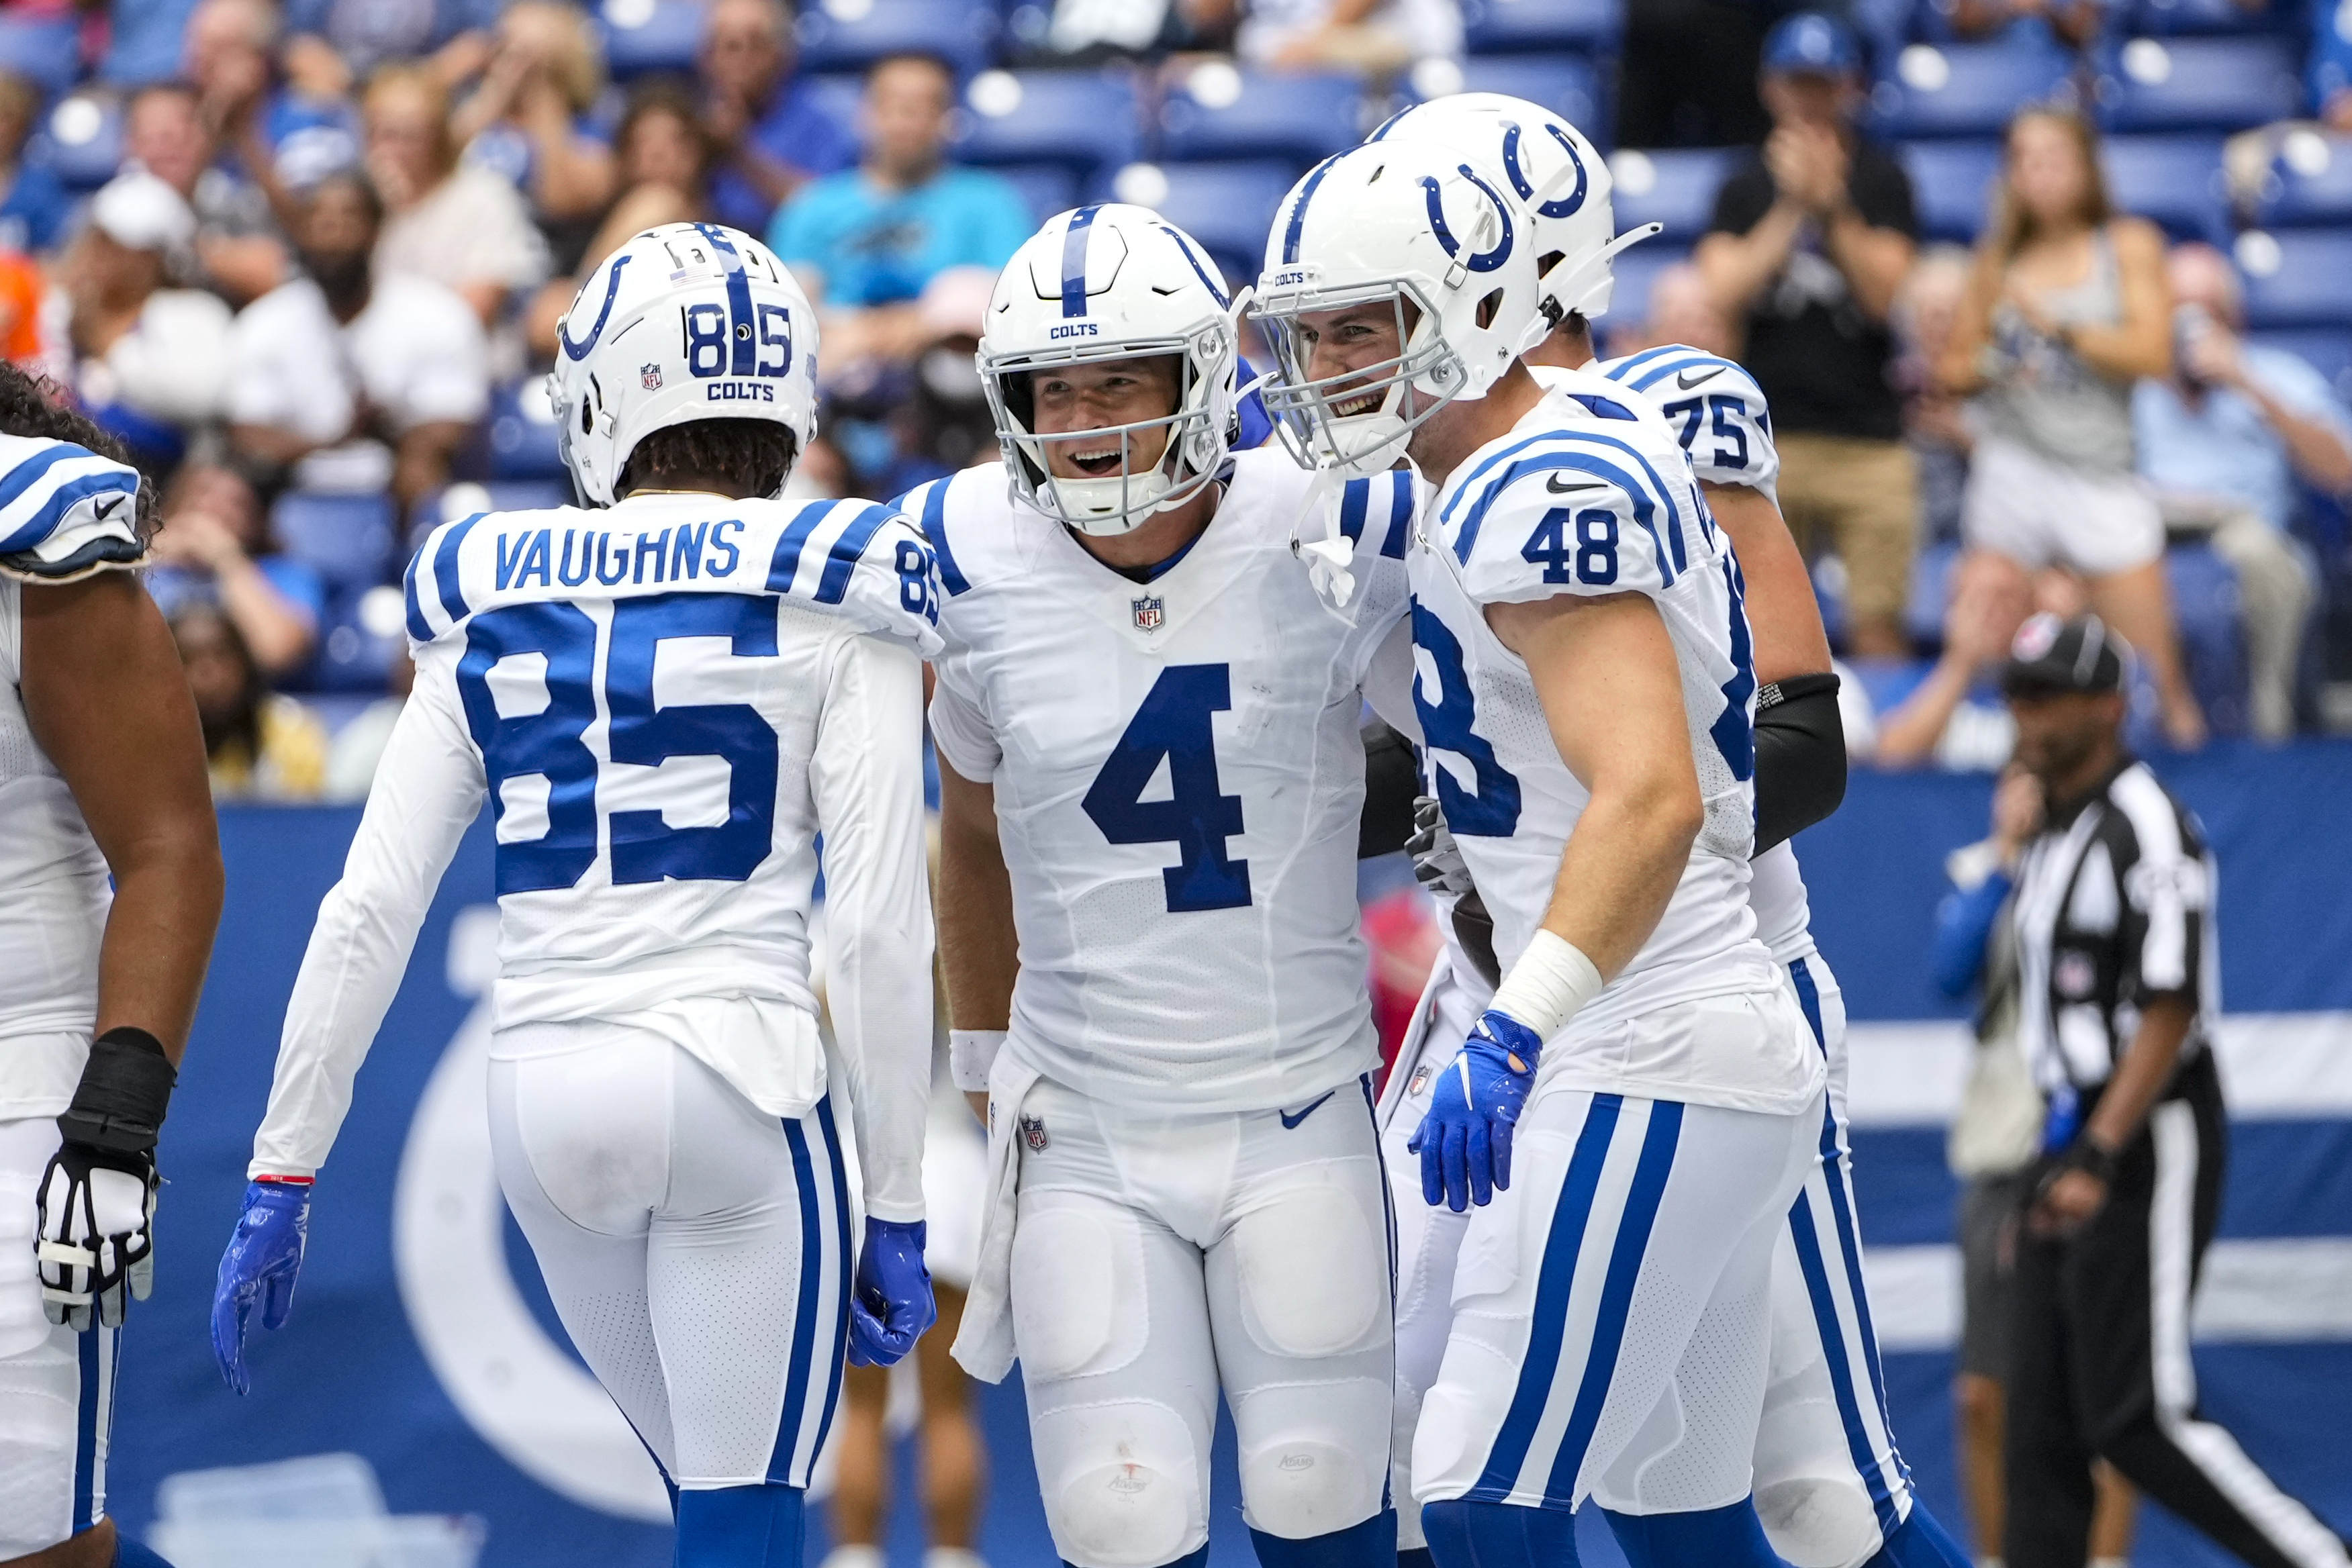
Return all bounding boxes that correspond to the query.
[1256,140,1826,1567]
[918,203,1417,1568]
[0,365,220,1568]
[208,224,941,1568]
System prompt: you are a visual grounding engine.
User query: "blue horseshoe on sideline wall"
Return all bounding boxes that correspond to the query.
[1501,121,1589,219]
[559,254,634,362]
[1420,163,1515,274]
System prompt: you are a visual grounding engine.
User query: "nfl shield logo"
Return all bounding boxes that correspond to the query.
[641,363,664,391]
[1132,596,1164,632]
[1019,1115,1050,1153]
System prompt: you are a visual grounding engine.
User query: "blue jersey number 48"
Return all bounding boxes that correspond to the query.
[1082,663,1252,913]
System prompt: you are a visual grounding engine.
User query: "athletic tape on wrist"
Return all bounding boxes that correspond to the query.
[1488,930,1604,1044]
[949,1029,1006,1092]
[57,1027,177,1157]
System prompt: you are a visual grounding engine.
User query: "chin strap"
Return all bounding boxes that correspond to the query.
[1289,464,1358,609]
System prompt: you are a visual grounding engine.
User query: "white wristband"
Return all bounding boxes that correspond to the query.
[949,1029,1006,1091]
[1488,930,1605,1043]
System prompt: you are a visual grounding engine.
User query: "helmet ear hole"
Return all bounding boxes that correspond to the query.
[1475,289,1503,330]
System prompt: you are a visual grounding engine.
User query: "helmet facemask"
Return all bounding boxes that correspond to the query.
[1255,275,1471,479]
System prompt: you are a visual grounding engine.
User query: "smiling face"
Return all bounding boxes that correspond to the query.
[1289,299,1412,422]
[1029,355,1182,481]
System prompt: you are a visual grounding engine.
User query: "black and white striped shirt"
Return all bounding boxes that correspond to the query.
[2010,760,2219,1095]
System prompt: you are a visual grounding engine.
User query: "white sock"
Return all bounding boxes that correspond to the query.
[2087,1557,2130,1568]
[819,1547,884,1568]
[924,1549,989,1568]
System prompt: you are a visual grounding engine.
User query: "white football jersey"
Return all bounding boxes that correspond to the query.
[1410,372,1815,1114]
[1590,347,1816,967]
[917,449,1415,1114]
[0,436,144,1117]
[251,493,941,1220]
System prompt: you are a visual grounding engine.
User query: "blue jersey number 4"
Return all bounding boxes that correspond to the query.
[1082,663,1252,913]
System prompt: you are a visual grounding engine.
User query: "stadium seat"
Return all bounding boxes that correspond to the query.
[1460,0,1621,56]
[2255,130,2352,228]
[1399,55,1606,142]
[2132,0,2292,36]
[2166,540,2250,736]
[273,493,399,593]
[1904,539,1963,652]
[1899,139,2006,241]
[2235,229,2352,328]
[308,585,409,694]
[0,15,82,96]
[2102,132,2230,242]
[994,162,1082,222]
[487,380,569,481]
[1156,64,1364,164]
[1107,160,1299,289]
[794,0,998,78]
[953,70,1139,179]
[599,0,704,79]
[2094,36,2302,132]
[1606,148,1740,248]
[32,95,125,193]
[1868,40,2077,139]
[2244,326,2352,401]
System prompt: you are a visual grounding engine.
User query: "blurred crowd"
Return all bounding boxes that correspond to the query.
[0,0,2344,812]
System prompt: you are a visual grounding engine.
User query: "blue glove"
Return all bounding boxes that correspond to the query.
[1409,1010,1542,1212]
[211,1179,312,1394]
[848,1216,936,1367]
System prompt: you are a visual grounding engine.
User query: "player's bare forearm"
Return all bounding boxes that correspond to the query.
[20,573,222,1062]
[1703,482,1830,684]
[1489,592,1704,979]
[936,754,1018,1032]
[2084,991,2195,1153]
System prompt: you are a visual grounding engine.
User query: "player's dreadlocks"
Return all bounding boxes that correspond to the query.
[619,418,800,501]
[0,360,159,543]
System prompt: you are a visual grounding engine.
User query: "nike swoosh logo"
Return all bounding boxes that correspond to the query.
[94,495,124,520]
[1676,366,1726,390]
[1279,1091,1336,1130]
[1546,474,1605,494]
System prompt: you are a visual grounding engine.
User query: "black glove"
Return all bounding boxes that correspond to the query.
[38,1028,176,1331]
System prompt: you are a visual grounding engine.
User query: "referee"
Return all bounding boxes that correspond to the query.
[1998,614,2350,1568]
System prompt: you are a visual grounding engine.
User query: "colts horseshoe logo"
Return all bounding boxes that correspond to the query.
[1421,163,1515,275]
[557,254,634,362]
[1501,121,1589,219]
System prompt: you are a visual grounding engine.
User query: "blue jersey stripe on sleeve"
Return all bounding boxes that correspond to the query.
[1550,430,1693,574]
[814,503,893,605]
[434,512,487,624]
[1605,345,1681,381]
[403,548,432,642]
[1337,476,1370,544]
[766,501,834,593]
[919,481,971,596]
[1380,468,1414,559]
[0,472,138,556]
[1456,447,1676,588]
[0,444,87,549]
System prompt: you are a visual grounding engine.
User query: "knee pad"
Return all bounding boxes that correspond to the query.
[1753,1471,1887,1568]
[674,1481,804,1567]
[1420,1498,1581,1568]
[1041,1402,1203,1568]
[1866,1504,1969,1568]
[115,1536,181,1567]
[1235,1381,1392,1541]
[1602,1498,1777,1568]
[1248,1510,1397,1568]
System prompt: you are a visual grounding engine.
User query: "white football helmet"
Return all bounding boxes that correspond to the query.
[1369,93,1658,326]
[546,222,818,507]
[978,203,1241,535]
[1252,140,1548,478]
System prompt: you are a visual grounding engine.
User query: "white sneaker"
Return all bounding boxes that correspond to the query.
[925,1549,990,1568]
[820,1547,884,1568]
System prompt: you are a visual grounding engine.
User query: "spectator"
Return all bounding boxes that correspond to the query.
[169,600,330,800]
[281,0,499,104]
[2310,0,2352,132]
[227,170,489,516]
[1212,0,1464,72]
[524,83,710,363]
[700,0,856,236]
[450,1,620,278]
[56,172,236,469]
[2137,242,2352,740]
[1944,0,2107,49]
[365,64,548,328]
[1871,548,2040,768]
[768,54,1032,385]
[0,70,74,256]
[1617,260,1735,358]
[0,247,47,373]
[185,0,358,196]
[1895,246,1975,547]
[1939,108,2206,749]
[124,81,289,305]
[1699,12,1922,658]
[1618,0,1767,147]
[145,458,324,679]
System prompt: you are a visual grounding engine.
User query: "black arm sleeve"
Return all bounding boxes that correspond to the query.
[1358,719,1419,859]
[1752,673,1847,854]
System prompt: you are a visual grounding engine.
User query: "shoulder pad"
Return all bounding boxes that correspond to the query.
[1436,427,1707,605]
[900,462,1034,599]
[1599,346,1778,491]
[1335,466,1421,564]
[0,436,144,583]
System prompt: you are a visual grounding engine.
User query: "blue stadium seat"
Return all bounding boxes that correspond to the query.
[1868,40,2077,139]
[600,0,705,79]
[487,381,569,481]
[1398,54,1606,142]
[0,15,82,96]
[952,70,1139,179]
[794,0,998,77]
[1606,148,1739,248]
[2094,36,2302,132]
[32,95,125,193]
[2166,540,2249,736]
[273,493,399,593]
[1595,242,1692,338]
[2235,230,2352,328]
[803,72,865,134]
[2132,0,2291,36]
[1156,66,1364,164]
[2243,326,2352,401]
[1899,139,2005,241]
[1460,0,1621,56]
[2255,131,2352,228]
[992,162,1082,223]
[1107,160,1298,289]
[308,586,408,694]
[1904,539,1962,652]
[2102,132,2230,241]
